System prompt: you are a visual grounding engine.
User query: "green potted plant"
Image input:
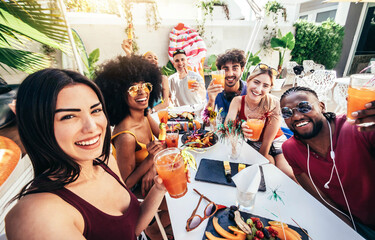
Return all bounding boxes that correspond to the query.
[270,30,295,90]
[241,50,261,81]
[271,30,295,75]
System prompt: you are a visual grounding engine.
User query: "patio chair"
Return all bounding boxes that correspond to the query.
[285,61,299,86]
[333,82,348,114]
[137,199,168,240]
[303,60,325,74]
[297,70,336,105]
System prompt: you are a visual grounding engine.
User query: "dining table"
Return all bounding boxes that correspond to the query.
[152,106,364,240]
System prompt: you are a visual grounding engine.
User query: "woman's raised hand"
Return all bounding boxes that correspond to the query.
[241,121,253,140]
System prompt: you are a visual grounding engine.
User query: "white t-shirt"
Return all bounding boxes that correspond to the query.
[168,71,205,107]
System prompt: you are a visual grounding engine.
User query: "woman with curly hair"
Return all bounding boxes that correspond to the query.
[121,40,170,112]
[95,55,171,239]
[225,64,296,181]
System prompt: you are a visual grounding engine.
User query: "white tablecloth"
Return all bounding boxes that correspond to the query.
[166,144,364,240]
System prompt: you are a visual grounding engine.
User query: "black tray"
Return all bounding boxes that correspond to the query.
[203,208,308,240]
[195,158,266,192]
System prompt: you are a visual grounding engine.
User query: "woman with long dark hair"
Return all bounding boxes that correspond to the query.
[5,68,166,240]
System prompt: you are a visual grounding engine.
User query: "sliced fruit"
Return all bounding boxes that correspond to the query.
[205,231,229,240]
[268,221,289,229]
[194,120,201,130]
[187,113,194,121]
[213,217,237,239]
[265,226,301,240]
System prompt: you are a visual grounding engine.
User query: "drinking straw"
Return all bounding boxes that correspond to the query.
[359,64,375,87]
[291,218,314,240]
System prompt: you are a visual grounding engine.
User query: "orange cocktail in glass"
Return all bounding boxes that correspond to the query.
[158,109,168,123]
[347,74,375,124]
[246,118,265,142]
[166,129,179,148]
[211,70,225,88]
[154,148,187,198]
[188,78,197,89]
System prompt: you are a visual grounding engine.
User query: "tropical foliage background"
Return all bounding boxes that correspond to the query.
[0,0,69,74]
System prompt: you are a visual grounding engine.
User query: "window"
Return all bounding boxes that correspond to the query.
[299,15,308,20]
[316,10,337,23]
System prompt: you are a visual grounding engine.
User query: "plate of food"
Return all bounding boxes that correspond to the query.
[167,121,202,134]
[181,130,218,149]
[203,206,308,240]
[168,111,195,122]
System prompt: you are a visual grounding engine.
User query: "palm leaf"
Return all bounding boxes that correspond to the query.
[0,7,61,50]
[0,47,51,73]
[0,1,68,44]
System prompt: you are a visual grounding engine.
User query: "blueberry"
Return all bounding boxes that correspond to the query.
[262,228,270,239]
[228,211,235,220]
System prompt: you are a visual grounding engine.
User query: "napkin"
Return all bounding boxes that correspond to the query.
[232,164,261,193]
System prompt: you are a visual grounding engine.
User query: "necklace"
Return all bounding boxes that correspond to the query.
[245,96,260,112]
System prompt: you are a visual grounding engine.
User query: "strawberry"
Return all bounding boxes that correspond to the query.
[251,217,260,222]
[256,230,264,239]
[255,220,263,230]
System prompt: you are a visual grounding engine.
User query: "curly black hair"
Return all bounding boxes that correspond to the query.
[95,55,162,126]
[216,49,246,70]
[280,86,336,121]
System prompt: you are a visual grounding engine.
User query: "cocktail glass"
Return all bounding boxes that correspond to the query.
[188,76,197,90]
[166,129,179,148]
[246,117,265,142]
[228,133,243,161]
[154,148,187,198]
[158,109,169,123]
[211,70,225,88]
[236,188,256,210]
[347,74,375,126]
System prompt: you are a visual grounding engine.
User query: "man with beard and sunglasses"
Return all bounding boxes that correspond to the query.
[280,86,375,239]
[206,49,247,120]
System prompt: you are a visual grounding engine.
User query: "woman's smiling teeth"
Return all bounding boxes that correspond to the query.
[251,91,261,96]
[75,136,99,146]
[135,97,147,103]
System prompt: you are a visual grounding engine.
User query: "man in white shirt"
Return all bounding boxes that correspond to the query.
[169,49,206,106]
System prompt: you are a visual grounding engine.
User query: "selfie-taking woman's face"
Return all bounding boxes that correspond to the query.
[54,84,107,162]
[247,73,272,102]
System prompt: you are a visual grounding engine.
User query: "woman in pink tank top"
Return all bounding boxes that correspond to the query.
[225,64,296,182]
[5,69,167,240]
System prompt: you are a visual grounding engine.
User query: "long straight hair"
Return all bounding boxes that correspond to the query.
[246,68,277,115]
[13,68,111,201]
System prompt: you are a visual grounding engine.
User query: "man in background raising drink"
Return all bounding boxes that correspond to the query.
[169,49,206,107]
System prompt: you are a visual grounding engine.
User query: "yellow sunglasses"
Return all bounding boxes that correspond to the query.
[128,82,153,97]
[256,63,279,76]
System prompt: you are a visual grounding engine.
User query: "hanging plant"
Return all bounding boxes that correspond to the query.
[261,0,287,53]
[196,0,230,47]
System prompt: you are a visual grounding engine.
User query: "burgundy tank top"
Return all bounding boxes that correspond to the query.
[239,96,283,142]
[51,161,140,240]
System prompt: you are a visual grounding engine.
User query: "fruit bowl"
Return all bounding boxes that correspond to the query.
[181,130,218,150]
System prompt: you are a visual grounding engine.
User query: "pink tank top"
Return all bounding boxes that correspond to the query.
[51,161,140,240]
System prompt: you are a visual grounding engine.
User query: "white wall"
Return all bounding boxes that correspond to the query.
[1,0,298,84]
